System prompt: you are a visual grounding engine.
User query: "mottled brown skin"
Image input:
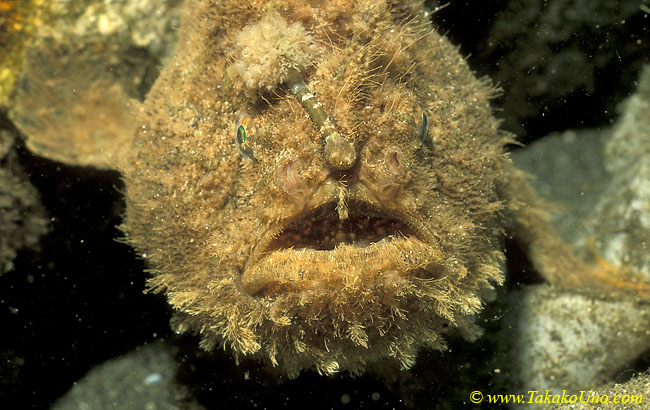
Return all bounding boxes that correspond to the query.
[14,0,647,378]
[117,0,512,376]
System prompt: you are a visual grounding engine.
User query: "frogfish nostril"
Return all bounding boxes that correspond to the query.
[276,160,314,210]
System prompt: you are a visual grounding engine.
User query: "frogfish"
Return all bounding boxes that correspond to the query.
[11,0,648,378]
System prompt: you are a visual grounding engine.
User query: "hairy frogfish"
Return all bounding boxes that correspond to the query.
[11,0,648,377]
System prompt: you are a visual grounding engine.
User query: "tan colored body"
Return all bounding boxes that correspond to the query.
[121,0,510,376]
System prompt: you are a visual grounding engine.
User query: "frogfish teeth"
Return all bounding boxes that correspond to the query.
[17,0,645,379]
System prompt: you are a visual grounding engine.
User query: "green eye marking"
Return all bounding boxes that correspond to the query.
[235,112,255,159]
[237,124,247,146]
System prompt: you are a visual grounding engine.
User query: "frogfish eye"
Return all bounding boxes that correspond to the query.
[415,104,429,143]
[235,111,256,159]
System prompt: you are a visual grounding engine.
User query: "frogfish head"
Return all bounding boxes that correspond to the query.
[121,0,511,377]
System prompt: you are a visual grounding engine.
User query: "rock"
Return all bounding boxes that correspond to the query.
[0,129,48,274]
[52,342,202,410]
[594,66,650,274]
[8,0,182,167]
[0,0,40,108]
[507,286,650,393]
[507,65,650,394]
[539,371,650,409]
[481,0,649,138]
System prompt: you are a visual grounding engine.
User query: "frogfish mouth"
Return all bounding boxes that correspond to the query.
[243,200,444,297]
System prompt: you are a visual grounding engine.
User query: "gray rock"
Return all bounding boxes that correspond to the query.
[0,130,48,274]
[483,0,649,136]
[538,371,650,409]
[514,65,650,275]
[594,66,650,274]
[506,66,650,395]
[52,342,202,410]
[507,286,650,394]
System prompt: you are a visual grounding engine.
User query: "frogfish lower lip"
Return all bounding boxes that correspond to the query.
[242,202,444,297]
[241,237,445,296]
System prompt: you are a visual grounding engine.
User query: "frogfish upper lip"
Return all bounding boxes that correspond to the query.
[241,201,445,297]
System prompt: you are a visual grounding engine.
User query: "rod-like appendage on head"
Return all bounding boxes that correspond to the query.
[285,71,357,171]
